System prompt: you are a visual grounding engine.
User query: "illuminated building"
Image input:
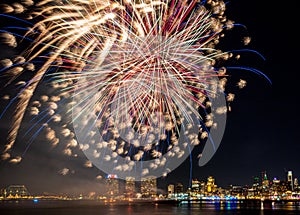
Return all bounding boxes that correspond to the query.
[141,176,157,198]
[270,177,281,196]
[262,171,269,188]
[106,174,119,197]
[261,171,266,184]
[167,184,174,198]
[253,176,260,187]
[294,178,298,190]
[230,185,243,197]
[287,170,293,191]
[279,180,289,193]
[125,177,135,197]
[175,182,184,194]
[272,177,280,185]
[190,179,206,196]
[5,185,29,198]
[191,179,201,194]
[206,176,217,193]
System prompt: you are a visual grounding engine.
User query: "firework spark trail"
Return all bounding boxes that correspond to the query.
[1,0,223,156]
[0,0,267,177]
[67,0,230,179]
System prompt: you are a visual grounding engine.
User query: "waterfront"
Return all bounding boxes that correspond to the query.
[1,200,300,215]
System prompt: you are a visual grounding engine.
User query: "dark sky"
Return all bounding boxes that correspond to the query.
[0,1,299,195]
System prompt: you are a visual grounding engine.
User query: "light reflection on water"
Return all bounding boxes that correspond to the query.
[177,200,300,214]
[0,200,300,215]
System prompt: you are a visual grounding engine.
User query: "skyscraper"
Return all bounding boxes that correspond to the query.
[125,177,135,197]
[262,171,269,188]
[167,184,175,198]
[175,182,184,194]
[106,174,119,197]
[294,178,298,190]
[191,179,201,194]
[287,170,293,191]
[141,176,157,198]
[206,176,217,193]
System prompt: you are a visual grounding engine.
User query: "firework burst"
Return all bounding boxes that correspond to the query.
[0,0,267,179]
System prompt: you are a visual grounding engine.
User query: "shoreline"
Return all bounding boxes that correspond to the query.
[1,198,300,204]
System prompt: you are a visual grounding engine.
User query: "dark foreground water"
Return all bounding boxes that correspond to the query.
[1,200,300,215]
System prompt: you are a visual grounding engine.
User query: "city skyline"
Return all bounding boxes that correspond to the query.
[0,0,299,197]
[1,169,298,198]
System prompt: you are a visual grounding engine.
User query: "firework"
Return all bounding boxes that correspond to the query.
[0,0,266,180]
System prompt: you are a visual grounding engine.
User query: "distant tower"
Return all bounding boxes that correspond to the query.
[167,184,175,198]
[141,176,157,198]
[294,178,298,190]
[261,171,266,183]
[253,176,260,186]
[191,179,201,194]
[262,171,269,188]
[206,176,216,193]
[106,174,119,197]
[125,177,135,197]
[175,182,184,194]
[287,171,293,191]
[271,177,280,194]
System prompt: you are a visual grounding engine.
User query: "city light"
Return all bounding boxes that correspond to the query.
[1,170,299,203]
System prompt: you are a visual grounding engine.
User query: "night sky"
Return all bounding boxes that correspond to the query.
[0,1,299,196]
